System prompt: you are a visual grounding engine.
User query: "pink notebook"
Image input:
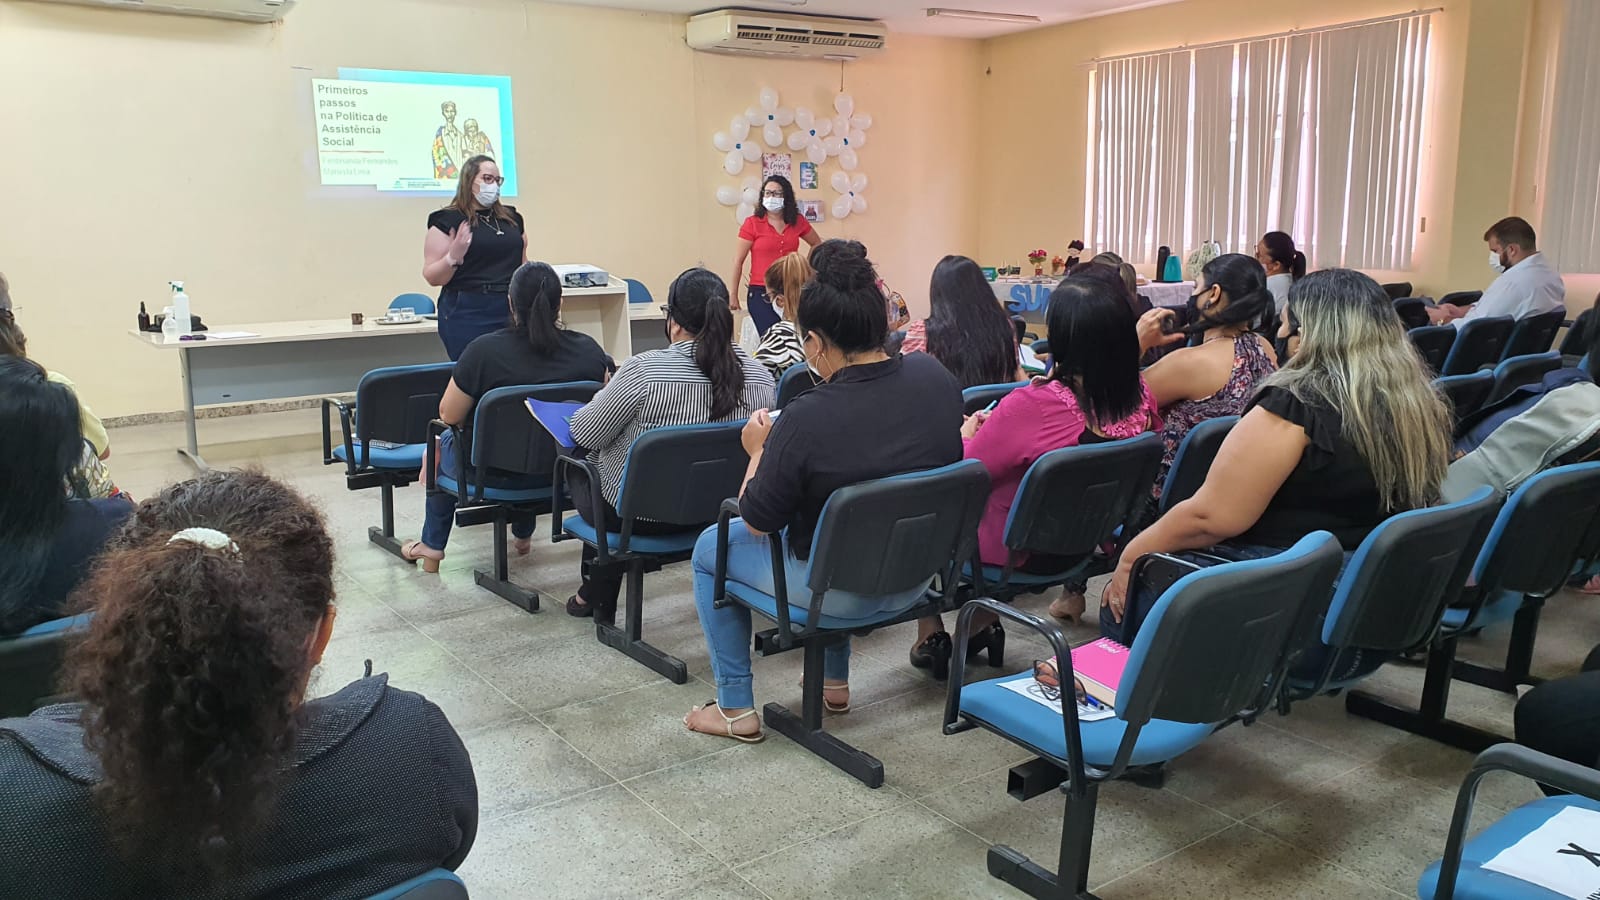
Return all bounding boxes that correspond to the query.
[1069,638,1130,707]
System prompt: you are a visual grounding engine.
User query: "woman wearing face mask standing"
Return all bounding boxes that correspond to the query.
[731,175,821,338]
[422,155,528,360]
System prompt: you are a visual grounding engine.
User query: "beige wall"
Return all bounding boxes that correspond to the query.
[0,0,980,417]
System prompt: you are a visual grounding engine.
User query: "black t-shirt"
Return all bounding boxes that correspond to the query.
[427,206,525,292]
[1237,385,1388,550]
[740,353,964,560]
[2,498,132,635]
[452,328,610,415]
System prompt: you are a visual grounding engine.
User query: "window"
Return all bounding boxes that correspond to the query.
[1088,13,1432,270]
[1541,0,1600,274]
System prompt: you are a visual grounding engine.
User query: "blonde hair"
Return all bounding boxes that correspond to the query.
[764,252,813,324]
[1264,269,1451,512]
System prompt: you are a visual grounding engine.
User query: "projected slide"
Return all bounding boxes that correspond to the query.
[312,68,517,195]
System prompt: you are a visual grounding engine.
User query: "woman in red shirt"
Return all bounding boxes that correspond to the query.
[731,175,821,337]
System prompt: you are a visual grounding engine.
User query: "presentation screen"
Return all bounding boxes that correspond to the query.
[312,68,517,196]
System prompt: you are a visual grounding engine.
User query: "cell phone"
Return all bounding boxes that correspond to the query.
[368,439,405,450]
[982,400,1000,413]
[765,410,781,421]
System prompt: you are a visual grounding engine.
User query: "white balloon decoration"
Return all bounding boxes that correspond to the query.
[714,89,875,222]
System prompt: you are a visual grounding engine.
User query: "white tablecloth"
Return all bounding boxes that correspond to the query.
[992,278,1195,319]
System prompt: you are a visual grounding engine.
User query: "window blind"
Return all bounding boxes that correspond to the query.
[1542,0,1600,273]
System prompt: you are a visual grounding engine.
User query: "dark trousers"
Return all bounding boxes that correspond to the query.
[438,288,509,360]
[567,465,685,611]
[747,285,779,337]
[1515,645,1600,795]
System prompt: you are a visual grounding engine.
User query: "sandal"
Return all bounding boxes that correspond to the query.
[798,679,851,714]
[400,540,444,574]
[1048,589,1086,622]
[683,700,765,743]
[565,594,593,618]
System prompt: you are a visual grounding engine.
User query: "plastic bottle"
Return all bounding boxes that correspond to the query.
[168,280,191,336]
[137,302,150,332]
[161,306,179,338]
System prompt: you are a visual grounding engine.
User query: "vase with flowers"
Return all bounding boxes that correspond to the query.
[1050,255,1066,276]
[1027,249,1048,276]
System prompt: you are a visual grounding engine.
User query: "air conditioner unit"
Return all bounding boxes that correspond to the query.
[33,0,295,23]
[686,10,886,60]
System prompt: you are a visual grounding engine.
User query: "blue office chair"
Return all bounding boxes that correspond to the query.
[962,380,1030,415]
[712,459,991,787]
[427,381,603,611]
[1434,371,1496,428]
[1382,282,1414,301]
[1409,325,1458,374]
[1348,462,1600,751]
[1419,743,1600,900]
[1558,308,1592,367]
[1439,290,1482,308]
[368,868,468,900]
[324,363,455,558]
[1285,487,1501,702]
[0,614,92,718]
[1501,309,1567,362]
[944,532,1345,900]
[1442,316,1514,376]
[388,293,437,316]
[623,277,654,305]
[774,362,816,410]
[1395,298,1431,331]
[1158,416,1237,515]
[552,421,749,683]
[1485,351,1563,406]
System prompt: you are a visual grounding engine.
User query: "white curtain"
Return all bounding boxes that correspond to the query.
[1090,14,1431,270]
[1543,0,1600,274]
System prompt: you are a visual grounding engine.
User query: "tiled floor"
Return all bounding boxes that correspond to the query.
[107,409,1597,900]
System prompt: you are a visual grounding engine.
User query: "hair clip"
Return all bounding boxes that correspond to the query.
[168,527,241,558]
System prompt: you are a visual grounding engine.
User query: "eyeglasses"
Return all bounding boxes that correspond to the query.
[478,174,505,185]
[658,304,672,319]
[1032,659,1103,710]
[762,191,785,198]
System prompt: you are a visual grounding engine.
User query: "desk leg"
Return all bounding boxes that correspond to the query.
[177,349,210,472]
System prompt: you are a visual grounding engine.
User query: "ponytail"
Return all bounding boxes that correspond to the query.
[510,261,564,355]
[66,471,333,882]
[1290,250,1308,281]
[1189,253,1274,336]
[666,268,744,421]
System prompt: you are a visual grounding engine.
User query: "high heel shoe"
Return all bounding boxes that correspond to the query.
[965,621,1006,668]
[400,540,443,574]
[909,631,954,681]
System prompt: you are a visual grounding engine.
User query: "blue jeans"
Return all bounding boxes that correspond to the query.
[420,431,537,551]
[438,288,509,361]
[692,519,930,709]
[746,285,779,337]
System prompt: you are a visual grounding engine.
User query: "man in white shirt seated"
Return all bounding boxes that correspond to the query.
[1428,216,1567,327]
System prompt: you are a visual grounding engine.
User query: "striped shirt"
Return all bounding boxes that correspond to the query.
[754,321,806,379]
[570,341,776,505]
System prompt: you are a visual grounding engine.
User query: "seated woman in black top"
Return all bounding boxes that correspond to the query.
[0,356,132,635]
[683,242,964,742]
[402,261,610,572]
[1093,269,1452,667]
[0,470,477,897]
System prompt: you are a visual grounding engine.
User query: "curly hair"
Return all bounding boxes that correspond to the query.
[66,470,335,881]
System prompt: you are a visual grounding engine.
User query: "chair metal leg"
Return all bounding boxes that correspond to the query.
[1344,637,1505,753]
[367,481,407,558]
[474,508,541,613]
[762,639,886,788]
[595,559,689,683]
[986,782,1101,900]
[1454,599,1544,693]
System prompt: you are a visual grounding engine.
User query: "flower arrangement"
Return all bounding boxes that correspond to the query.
[1027,248,1048,275]
[1050,254,1066,275]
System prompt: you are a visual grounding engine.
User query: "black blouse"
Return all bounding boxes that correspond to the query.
[1237,385,1389,550]
[427,206,525,292]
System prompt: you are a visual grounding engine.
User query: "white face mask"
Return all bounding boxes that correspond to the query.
[762,196,785,212]
[1488,250,1506,274]
[475,183,501,206]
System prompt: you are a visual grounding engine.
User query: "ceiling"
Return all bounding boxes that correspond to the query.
[541,0,1185,38]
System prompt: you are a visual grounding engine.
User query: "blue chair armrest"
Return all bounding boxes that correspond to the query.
[322,396,359,474]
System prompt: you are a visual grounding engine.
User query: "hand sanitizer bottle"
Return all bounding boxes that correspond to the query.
[168,280,191,336]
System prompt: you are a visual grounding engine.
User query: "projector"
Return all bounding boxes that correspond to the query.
[552,264,611,289]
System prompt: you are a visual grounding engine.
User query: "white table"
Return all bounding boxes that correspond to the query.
[992,277,1195,322]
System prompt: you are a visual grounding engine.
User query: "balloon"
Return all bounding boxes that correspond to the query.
[724,151,745,176]
[716,185,739,206]
[794,107,814,130]
[848,129,867,149]
[851,113,873,130]
[736,202,756,222]
[731,116,750,141]
[762,121,783,148]
[742,187,759,206]
[775,107,794,127]
[742,141,762,162]
[806,141,827,165]
[832,197,853,219]
[759,87,779,112]
[839,147,858,171]
[746,106,762,123]
[741,175,760,191]
[813,118,833,138]
[713,131,734,153]
[850,173,869,193]
[832,116,851,138]
[834,93,854,117]
[830,171,851,193]
[787,130,809,152]
[852,194,867,214]
[822,135,844,156]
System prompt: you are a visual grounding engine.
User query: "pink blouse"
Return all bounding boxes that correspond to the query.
[964,378,1162,567]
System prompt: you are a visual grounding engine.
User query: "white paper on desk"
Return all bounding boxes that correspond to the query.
[1481,806,1600,898]
[203,331,260,340]
[995,674,1114,722]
